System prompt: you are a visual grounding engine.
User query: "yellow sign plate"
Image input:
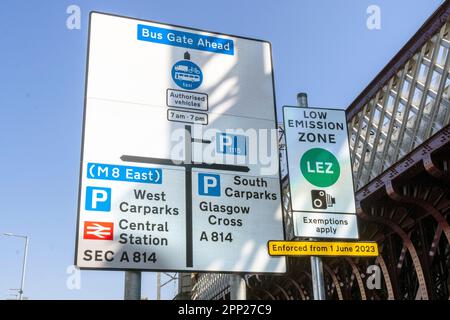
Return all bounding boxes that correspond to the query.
[268,241,378,257]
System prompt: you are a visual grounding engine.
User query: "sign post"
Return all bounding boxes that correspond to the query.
[75,12,286,298]
[124,270,141,300]
[230,274,246,300]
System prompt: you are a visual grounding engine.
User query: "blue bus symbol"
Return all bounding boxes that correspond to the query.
[171,60,203,90]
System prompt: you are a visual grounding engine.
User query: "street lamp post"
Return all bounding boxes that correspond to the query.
[3,233,29,300]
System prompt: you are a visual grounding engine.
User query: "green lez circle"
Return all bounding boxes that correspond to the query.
[300,148,340,187]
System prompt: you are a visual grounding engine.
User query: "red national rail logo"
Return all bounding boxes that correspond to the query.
[83,221,114,240]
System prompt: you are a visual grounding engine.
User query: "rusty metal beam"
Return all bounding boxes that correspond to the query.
[274,283,291,300]
[416,220,434,298]
[386,180,450,244]
[251,287,276,301]
[376,255,396,300]
[428,224,443,260]
[345,258,367,300]
[397,244,408,270]
[286,277,306,300]
[323,263,343,300]
[424,152,450,182]
[357,203,429,299]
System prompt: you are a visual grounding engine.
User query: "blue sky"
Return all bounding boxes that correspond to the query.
[0,0,443,299]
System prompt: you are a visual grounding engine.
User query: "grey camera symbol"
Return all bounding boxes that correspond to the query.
[311,190,336,209]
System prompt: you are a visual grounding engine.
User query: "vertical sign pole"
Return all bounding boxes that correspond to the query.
[310,255,326,300]
[124,271,141,300]
[297,92,326,300]
[185,125,193,268]
[230,274,246,300]
[156,272,161,300]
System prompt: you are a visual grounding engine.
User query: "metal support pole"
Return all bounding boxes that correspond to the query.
[310,256,326,300]
[297,92,308,108]
[124,271,141,300]
[185,125,193,268]
[156,272,161,300]
[230,274,246,300]
[297,92,326,300]
[19,236,29,300]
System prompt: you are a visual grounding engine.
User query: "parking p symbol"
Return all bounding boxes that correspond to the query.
[85,187,111,211]
[198,173,220,197]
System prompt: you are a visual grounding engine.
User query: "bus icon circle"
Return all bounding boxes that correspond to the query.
[171,60,203,90]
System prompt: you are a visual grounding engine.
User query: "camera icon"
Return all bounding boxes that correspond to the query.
[311,190,336,209]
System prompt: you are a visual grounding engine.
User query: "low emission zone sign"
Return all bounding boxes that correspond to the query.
[283,106,358,239]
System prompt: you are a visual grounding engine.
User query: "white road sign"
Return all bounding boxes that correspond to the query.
[283,106,358,239]
[75,12,286,273]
